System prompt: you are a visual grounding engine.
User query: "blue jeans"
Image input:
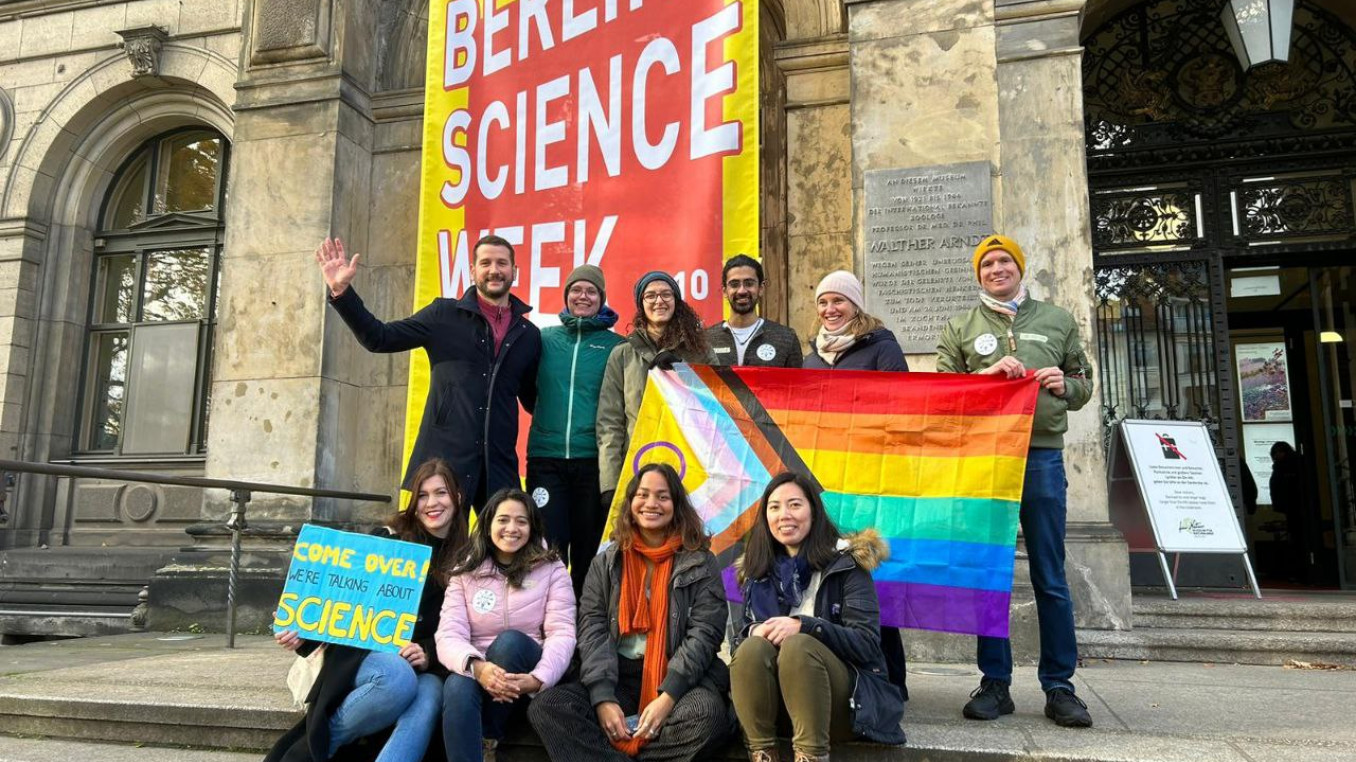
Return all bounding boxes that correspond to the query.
[443,630,544,762]
[977,448,1078,693]
[328,651,443,761]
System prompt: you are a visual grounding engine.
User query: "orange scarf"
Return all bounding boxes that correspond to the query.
[612,534,683,755]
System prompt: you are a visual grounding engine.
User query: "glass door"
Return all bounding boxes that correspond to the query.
[1312,266,1356,589]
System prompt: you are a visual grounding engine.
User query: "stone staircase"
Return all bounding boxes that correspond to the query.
[1077,590,1356,666]
[0,548,160,639]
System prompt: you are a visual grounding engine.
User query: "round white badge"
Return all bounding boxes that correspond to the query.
[756,343,776,362]
[472,588,497,614]
[974,333,999,356]
[531,487,549,507]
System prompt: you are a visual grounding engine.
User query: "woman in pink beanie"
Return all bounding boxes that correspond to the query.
[802,270,908,371]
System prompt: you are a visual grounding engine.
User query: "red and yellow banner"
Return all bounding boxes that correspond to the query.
[406,0,760,478]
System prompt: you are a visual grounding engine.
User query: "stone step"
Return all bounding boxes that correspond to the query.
[1131,595,1356,633]
[1077,626,1356,666]
[0,736,258,762]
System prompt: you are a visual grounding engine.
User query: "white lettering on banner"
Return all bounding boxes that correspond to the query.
[519,0,556,60]
[577,56,622,183]
[515,92,528,195]
[632,37,681,170]
[441,110,472,208]
[690,4,741,159]
[436,217,619,299]
[530,221,567,308]
[444,0,477,89]
[535,75,571,192]
[483,0,510,76]
[478,101,510,199]
[561,0,597,41]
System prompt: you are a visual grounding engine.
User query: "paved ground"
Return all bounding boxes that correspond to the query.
[2,633,1354,761]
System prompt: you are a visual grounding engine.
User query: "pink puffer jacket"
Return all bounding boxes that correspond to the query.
[435,557,577,690]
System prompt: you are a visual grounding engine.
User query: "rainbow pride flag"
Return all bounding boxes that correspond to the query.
[604,364,1039,637]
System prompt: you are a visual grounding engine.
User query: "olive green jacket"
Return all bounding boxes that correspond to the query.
[936,298,1093,449]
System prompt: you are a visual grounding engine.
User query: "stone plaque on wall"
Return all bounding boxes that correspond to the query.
[863,162,994,354]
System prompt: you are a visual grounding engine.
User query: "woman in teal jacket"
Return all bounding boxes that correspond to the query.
[527,264,625,596]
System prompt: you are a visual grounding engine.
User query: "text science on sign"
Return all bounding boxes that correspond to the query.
[273,525,433,652]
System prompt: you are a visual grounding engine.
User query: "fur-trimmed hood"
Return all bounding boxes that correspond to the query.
[838,528,889,572]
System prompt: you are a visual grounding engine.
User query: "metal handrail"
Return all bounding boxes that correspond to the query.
[0,458,392,647]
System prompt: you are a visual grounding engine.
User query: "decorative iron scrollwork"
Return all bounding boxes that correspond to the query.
[1237,178,1355,238]
[1092,192,1199,248]
[1084,0,1356,152]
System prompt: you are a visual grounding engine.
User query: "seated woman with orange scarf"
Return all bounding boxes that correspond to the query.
[528,462,733,761]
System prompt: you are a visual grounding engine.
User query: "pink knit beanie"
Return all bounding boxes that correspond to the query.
[815,270,865,309]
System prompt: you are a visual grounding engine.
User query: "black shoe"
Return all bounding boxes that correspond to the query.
[962,679,1014,720]
[1044,688,1092,727]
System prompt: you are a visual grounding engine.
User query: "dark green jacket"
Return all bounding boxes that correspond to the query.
[936,298,1093,449]
[528,307,625,460]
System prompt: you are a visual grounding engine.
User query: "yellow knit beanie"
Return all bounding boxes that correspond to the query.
[972,235,1026,282]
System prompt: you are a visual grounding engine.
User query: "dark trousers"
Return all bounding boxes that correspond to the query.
[528,658,732,762]
[976,448,1078,693]
[526,457,604,597]
[442,630,542,762]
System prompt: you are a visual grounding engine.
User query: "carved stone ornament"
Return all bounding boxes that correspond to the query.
[116,26,169,78]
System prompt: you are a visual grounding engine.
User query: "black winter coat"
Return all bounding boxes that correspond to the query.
[576,544,731,707]
[329,287,541,494]
[802,327,909,371]
[734,531,906,745]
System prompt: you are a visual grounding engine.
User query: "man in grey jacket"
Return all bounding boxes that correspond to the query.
[704,255,803,368]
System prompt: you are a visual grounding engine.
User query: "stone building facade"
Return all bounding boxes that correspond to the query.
[4,0,1346,652]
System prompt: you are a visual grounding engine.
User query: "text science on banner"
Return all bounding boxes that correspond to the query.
[273,525,433,652]
[426,0,755,324]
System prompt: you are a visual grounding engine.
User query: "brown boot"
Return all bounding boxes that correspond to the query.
[750,748,781,762]
[482,738,498,762]
[792,748,828,762]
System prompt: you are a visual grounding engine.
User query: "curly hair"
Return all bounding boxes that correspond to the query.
[630,297,708,357]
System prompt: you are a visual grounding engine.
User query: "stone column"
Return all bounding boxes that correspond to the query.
[843,0,1130,661]
[149,0,390,632]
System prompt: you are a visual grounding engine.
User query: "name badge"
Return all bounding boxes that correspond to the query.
[714,347,732,354]
[1019,333,1049,343]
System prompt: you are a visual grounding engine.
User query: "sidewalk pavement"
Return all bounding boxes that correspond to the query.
[2,633,1354,761]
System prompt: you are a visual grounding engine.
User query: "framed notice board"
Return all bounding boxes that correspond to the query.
[1108,420,1260,599]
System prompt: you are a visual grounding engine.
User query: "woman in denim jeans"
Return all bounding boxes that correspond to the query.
[266,458,469,762]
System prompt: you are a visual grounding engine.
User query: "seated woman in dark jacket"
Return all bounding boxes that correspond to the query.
[730,472,906,762]
[266,459,469,762]
[528,462,733,762]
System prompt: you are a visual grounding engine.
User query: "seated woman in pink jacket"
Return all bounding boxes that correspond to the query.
[436,488,577,762]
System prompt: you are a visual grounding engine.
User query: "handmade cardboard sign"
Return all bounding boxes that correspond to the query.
[273,525,432,652]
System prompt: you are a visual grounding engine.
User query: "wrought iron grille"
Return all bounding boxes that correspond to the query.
[1095,260,1222,447]
[1084,0,1356,153]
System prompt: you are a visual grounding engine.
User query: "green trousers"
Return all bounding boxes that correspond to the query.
[729,633,855,755]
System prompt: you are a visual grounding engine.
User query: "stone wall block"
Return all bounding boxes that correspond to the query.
[1,59,56,91]
[126,0,184,36]
[787,104,852,236]
[157,44,212,86]
[204,376,322,514]
[231,101,338,143]
[88,55,135,97]
[787,231,853,337]
[18,12,74,59]
[250,0,331,65]
[213,252,326,381]
[849,27,1001,180]
[221,133,337,260]
[847,0,992,41]
[365,150,420,269]
[0,20,20,58]
[70,5,129,49]
[320,264,411,389]
[178,0,243,36]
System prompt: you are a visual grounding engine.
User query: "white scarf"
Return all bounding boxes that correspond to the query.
[814,323,859,365]
[979,284,1028,317]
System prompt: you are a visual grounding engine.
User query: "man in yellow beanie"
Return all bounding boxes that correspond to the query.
[936,234,1095,729]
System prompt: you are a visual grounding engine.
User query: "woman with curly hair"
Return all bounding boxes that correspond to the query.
[528,462,733,762]
[596,272,712,508]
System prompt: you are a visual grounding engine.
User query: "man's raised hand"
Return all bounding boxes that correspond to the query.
[314,237,360,297]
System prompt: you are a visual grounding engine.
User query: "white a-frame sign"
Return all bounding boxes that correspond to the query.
[1108,420,1261,600]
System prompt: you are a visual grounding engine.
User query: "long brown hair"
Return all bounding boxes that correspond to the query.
[448,488,559,588]
[631,294,708,358]
[612,462,709,552]
[737,472,842,584]
[391,458,469,586]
